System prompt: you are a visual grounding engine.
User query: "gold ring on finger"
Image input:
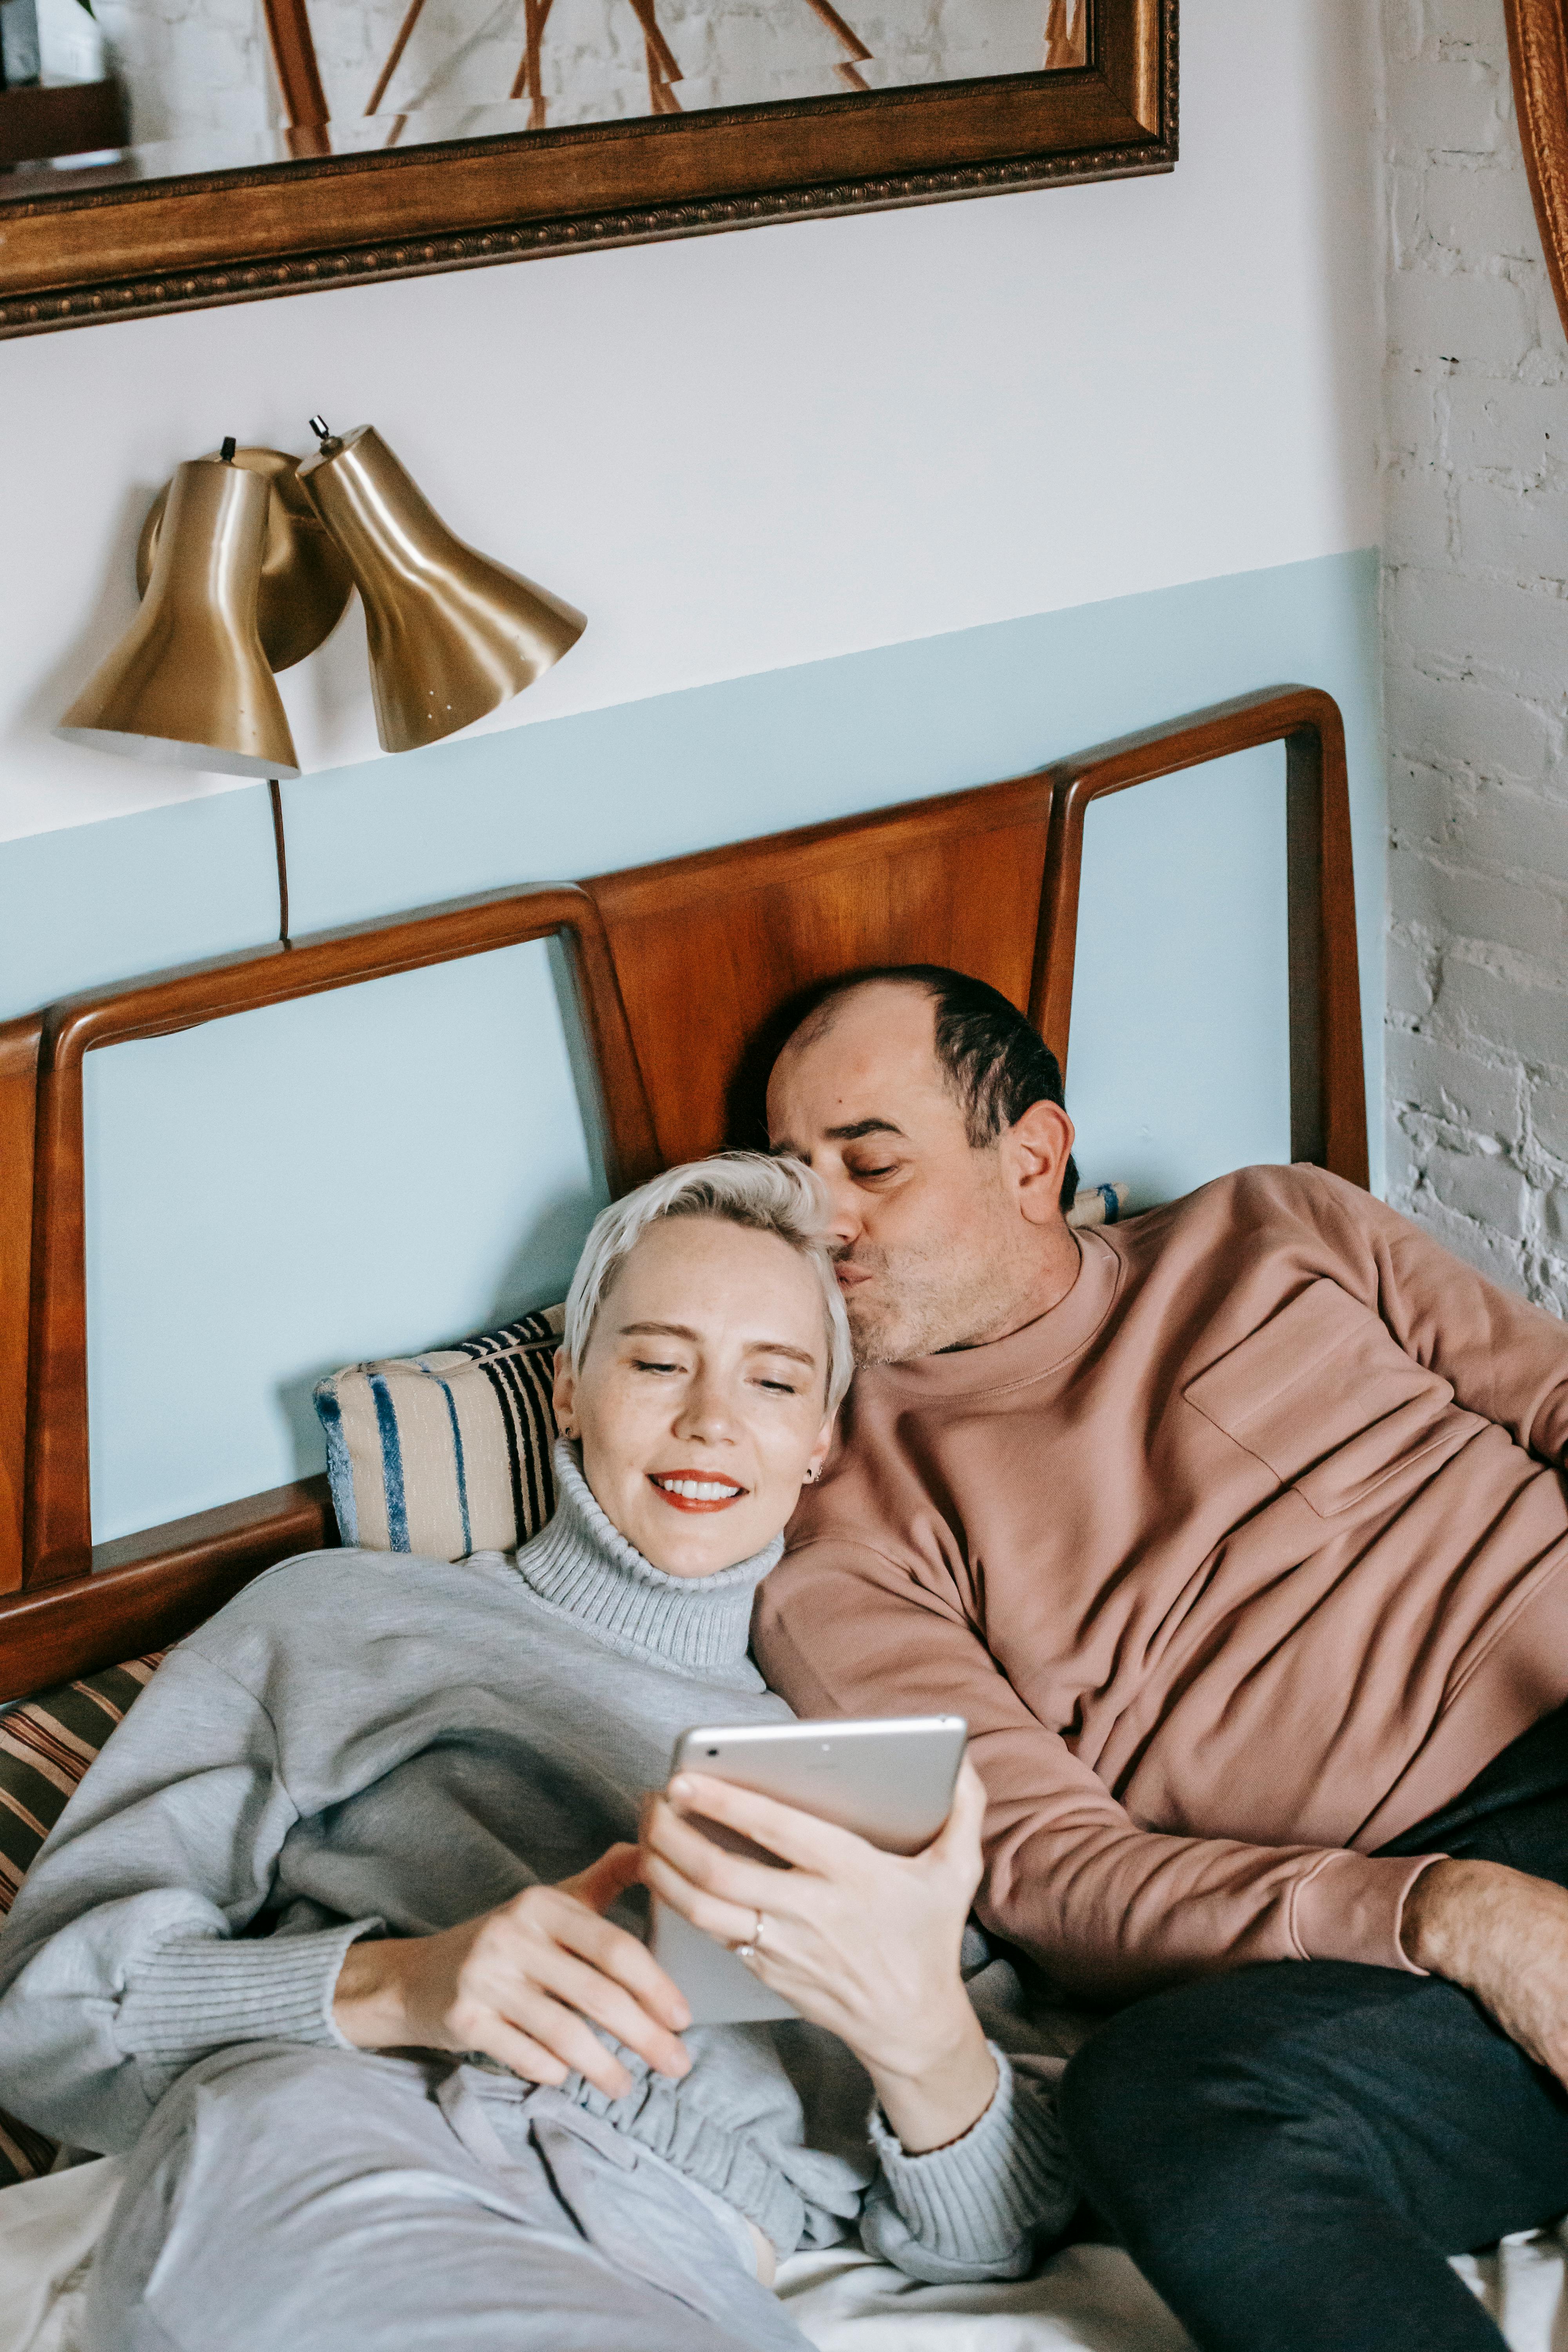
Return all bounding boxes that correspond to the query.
[731,1907,767,1963]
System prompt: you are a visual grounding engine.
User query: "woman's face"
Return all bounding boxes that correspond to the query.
[553,1216,836,1577]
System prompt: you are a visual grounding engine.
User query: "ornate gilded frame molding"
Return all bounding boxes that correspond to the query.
[0,0,1174,340]
[1505,0,1568,343]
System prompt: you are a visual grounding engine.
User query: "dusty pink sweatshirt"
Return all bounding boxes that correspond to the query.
[754,1165,1568,2001]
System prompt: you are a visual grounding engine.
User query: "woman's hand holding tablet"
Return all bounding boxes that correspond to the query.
[641,1756,998,2154]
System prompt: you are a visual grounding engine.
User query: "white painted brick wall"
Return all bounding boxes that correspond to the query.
[1382,0,1568,1302]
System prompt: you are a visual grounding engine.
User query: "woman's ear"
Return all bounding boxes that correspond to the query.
[803,1416,836,1486]
[552,1348,579,1440]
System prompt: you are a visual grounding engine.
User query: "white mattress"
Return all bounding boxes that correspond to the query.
[2,2156,1563,2352]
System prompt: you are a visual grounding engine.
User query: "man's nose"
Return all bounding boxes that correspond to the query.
[818,1172,862,1249]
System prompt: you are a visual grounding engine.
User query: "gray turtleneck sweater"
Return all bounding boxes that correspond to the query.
[0,1443,1072,2278]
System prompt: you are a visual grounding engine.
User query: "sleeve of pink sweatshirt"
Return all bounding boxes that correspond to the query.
[756,1538,1440,2003]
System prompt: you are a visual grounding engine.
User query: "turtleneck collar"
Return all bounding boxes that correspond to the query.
[512,1439,784,1679]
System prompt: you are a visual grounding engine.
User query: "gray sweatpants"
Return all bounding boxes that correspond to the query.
[82,2042,815,2352]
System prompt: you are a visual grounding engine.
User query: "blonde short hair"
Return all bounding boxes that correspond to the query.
[563,1152,853,1413]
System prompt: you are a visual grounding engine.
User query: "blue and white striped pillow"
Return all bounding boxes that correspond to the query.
[314,1307,564,1562]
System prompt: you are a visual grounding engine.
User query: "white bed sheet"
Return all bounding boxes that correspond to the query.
[2,2158,1564,2352]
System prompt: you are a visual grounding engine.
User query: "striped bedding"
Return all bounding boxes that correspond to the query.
[0,1656,165,2187]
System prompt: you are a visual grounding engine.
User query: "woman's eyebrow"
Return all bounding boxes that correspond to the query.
[746,1340,818,1367]
[618,1321,817,1368]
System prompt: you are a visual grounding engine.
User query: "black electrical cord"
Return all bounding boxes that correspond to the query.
[268,779,292,947]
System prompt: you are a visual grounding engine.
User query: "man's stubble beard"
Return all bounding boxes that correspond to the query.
[839,1234,1041,1366]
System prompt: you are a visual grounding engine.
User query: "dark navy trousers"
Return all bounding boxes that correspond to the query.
[1059,1700,1568,2352]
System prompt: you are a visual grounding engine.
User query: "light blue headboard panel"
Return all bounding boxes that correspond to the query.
[1069,744,1292,1210]
[83,940,605,1541]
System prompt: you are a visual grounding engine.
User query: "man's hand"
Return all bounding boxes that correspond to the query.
[1401,1855,1568,2084]
[332,1842,692,2100]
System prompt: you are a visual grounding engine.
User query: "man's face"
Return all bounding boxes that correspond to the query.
[766,983,1060,1363]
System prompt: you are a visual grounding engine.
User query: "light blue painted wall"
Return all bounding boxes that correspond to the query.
[1,548,1384,1541]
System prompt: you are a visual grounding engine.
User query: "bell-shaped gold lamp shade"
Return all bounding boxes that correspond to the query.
[57,456,301,779]
[297,424,586,754]
[136,447,355,675]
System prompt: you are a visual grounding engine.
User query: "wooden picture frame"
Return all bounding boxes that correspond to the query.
[0,682,1363,1702]
[0,0,1174,341]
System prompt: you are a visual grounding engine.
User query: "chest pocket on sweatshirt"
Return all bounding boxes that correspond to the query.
[1182,1278,1463,1518]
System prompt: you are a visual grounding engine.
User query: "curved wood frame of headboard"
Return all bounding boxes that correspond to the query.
[0,683,1364,1700]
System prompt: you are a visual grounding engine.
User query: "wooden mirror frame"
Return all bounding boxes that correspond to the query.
[0,0,1173,340]
[1506,0,1568,345]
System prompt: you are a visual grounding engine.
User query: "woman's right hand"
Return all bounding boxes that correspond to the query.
[332,1841,692,2100]
[641,1758,998,2153]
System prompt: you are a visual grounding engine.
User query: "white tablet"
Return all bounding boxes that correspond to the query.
[650,1715,969,2026]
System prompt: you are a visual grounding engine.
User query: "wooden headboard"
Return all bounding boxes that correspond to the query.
[0,685,1365,1702]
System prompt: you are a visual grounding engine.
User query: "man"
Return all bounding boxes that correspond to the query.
[754,962,1568,2352]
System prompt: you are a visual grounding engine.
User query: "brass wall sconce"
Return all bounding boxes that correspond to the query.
[58,446,312,780]
[297,423,584,756]
[58,421,586,936]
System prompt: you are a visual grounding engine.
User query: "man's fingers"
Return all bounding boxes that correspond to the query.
[667,1771,860,1872]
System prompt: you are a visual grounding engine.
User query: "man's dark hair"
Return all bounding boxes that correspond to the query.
[780,965,1080,1214]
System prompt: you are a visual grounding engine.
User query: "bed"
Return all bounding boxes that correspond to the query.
[0,682,1401,2344]
[0,681,1368,1694]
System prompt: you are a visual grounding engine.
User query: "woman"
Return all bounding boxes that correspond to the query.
[0,1156,1072,2352]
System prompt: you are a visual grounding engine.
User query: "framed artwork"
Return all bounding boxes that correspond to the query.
[0,0,1174,338]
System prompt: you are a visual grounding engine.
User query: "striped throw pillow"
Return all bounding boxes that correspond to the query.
[0,1652,165,2187]
[314,1307,564,1562]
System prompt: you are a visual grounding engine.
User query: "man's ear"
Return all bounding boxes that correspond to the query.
[1004,1100,1077,1228]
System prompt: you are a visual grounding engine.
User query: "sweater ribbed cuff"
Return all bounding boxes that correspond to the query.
[1290,1848,1443,1975]
[117,1918,383,2078]
[867,2045,1075,2263]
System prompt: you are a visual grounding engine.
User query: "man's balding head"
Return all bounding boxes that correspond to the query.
[766,968,1082,1364]
[776,966,1079,1192]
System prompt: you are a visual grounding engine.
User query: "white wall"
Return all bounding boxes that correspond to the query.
[1381,0,1568,1307]
[0,0,1380,845]
[0,0,1398,1540]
